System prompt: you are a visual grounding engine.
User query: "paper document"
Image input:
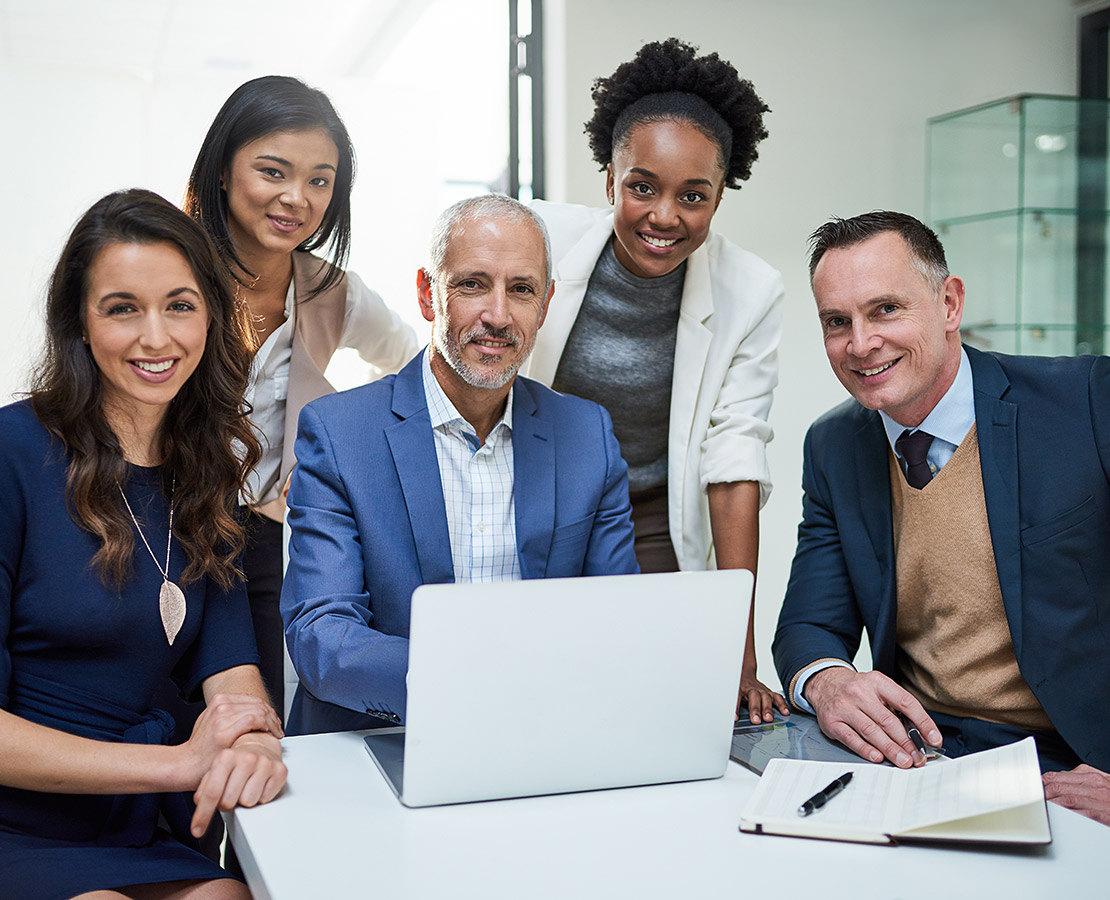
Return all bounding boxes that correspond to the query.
[739,737,1050,846]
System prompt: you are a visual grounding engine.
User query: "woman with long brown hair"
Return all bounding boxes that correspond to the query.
[0,189,285,900]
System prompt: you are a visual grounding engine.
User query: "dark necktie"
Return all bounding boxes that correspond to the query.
[896,429,934,489]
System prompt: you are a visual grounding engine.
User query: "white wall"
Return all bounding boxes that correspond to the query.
[0,0,509,401]
[547,0,1078,687]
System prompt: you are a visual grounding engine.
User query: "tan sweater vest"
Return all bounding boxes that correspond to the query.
[889,425,1052,731]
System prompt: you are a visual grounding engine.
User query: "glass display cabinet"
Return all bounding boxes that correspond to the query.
[927,94,1110,356]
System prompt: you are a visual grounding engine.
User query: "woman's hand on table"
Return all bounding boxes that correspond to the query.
[736,670,790,724]
[191,731,287,837]
[181,692,283,785]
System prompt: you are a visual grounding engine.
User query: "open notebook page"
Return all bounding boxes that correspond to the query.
[744,737,1041,836]
[895,737,1042,832]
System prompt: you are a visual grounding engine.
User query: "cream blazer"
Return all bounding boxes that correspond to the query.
[253,251,417,519]
[525,201,784,570]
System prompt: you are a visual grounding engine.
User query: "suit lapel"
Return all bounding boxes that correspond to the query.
[854,409,898,672]
[511,380,555,579]
[279,254,347,483]
[526,214,612,384]
[669,243,714,453]
[384,356,455,585]
[282,328,333,480]
[968,348,1023,657]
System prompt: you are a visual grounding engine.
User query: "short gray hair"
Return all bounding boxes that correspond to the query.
[426,194,553,289]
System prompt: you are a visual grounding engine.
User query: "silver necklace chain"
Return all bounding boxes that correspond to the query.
[118,477,175,582]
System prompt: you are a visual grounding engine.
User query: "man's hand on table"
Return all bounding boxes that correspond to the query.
[1043,765,1110,826]
[804,667,938,768]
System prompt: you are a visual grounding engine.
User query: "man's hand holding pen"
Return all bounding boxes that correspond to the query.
[803,668,942,768]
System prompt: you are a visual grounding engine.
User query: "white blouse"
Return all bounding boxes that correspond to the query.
[243,270,417,505]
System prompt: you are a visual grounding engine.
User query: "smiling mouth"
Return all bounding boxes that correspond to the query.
[269,215,302,229]
[640,233,680,248]
[857,360,898,377]
[470,338,514,356]
[132,360,175,373]
[465,327,518,358]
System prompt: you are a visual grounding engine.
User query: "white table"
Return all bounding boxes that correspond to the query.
[226,730,1108,900]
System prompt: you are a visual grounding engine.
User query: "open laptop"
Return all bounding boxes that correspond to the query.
[363,569,752,807]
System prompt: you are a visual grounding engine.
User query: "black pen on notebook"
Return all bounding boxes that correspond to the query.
[797,772,853,817]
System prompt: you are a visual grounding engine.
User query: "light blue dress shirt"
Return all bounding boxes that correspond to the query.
[422,351,521,583]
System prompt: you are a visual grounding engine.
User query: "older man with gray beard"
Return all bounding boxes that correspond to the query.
[281,194,639,736]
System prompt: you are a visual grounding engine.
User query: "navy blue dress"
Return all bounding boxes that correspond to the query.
[0,402,260,899]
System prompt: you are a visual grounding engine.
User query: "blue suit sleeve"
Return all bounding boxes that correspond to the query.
[281,404,409,721]
[772,425,864,699]
[582,404,639,576]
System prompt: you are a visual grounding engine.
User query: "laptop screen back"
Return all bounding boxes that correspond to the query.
[396,569,752,807]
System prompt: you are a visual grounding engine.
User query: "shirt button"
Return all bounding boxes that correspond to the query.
[929,463,938,473]
[477,522,486,533]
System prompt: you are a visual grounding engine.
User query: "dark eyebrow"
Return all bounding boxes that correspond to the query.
[627,166,714,188]
[96,287,201,305]
[819,296,898,320]
[255,154,336,173]
[96,291,137,304]
[168,287,203,299]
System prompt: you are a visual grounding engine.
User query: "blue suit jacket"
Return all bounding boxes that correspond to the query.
[281,352,639,734]
[773,346,1110,770]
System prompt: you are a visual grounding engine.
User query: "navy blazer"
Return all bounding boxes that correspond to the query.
[281,352,639,734]
[773,346,1110,769]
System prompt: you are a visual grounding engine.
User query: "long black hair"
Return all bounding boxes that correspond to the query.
[183,75,355,297]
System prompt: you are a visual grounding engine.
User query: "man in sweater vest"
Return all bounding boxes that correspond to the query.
[773,210,1110,826]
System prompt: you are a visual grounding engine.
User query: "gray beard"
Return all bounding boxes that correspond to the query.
[432,319,534,390]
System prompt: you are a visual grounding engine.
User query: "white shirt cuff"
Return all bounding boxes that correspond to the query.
[793,660,855,713]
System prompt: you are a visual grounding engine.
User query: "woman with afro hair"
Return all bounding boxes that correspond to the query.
[527,39,788,723]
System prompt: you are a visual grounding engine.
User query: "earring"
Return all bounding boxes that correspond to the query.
[607,191,614,205]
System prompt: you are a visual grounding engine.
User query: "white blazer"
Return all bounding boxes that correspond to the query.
[526,201,784,571]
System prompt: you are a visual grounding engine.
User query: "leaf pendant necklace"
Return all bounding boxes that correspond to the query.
[119,479,186,645]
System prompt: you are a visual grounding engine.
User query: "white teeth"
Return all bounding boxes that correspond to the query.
[860,361,895,377]
[642,235,678,248]
[134,360,173,373]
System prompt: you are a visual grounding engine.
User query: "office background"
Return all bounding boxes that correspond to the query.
[0,0,1094,688]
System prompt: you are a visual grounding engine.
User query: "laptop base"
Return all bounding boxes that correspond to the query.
[363,729,406,799]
